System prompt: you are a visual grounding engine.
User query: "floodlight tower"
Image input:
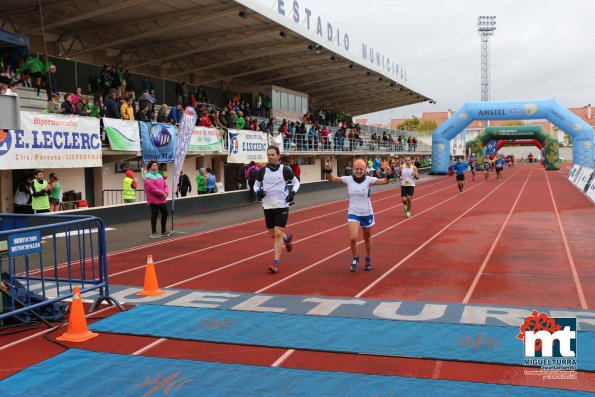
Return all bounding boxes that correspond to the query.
[477,16,497,102]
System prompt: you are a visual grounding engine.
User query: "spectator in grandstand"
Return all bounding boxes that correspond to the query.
[144,160,169,238]
[100,65,112,96]
[120,96,135,120]
[45,64,59,103]
[279,119,289,149]
[45,93,60,113]
[235,111,246,129]
[71,87,82,107]
[218,110,228,128]
[4,80,19,96]
[156,104,169,123]
[196,87,207,102]
[264,94,272,117]
[255,92,263,117]
[168,104,183,125]
[308,125,319,150]
[136,103,150,121]
[0,83,7,95]
[198,109,213,127]
[138,90,155,117]
[60,93,75,115]
[324,158,392,272]
[225,110,236,128]
[115,63,125,98]
[246,117,257,131]
[143,77,154,92]
[320,125,331,150]
[104,89,121,119]
[89,96,104,118]
[254,145,300,273]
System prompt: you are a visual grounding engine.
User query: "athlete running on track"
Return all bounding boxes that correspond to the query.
[451,156,469,193]
[397,156,419,218]
[254,145,300,273]
[494,155,506,180]
[483,156,491,180]
[468,153,477,181]
[324,158,392,272]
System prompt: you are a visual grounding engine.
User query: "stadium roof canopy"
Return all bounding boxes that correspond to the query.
[2,0,431,115]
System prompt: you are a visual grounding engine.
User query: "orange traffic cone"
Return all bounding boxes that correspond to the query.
[57,287,98,342]
[137,255,164,296]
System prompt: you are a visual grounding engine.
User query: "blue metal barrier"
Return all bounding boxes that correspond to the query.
[0,213,123,326]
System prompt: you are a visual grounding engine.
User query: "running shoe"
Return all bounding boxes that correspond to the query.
[406,209,411,218]
[161,230,170,236]
[403,204,408,215]
[350,257,359,272]
[269,262,279,273]
[150,233,161,239]
[365,257,372,271]
[284,233,293,253]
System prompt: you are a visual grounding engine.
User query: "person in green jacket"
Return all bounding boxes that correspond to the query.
[196,168,207,194]
[31,170,51,213]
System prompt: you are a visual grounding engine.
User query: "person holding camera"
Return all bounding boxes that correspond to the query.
[254,145,300,274]
[324,158,392,272]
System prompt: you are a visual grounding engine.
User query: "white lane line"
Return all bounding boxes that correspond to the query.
[462,170,533,304]
[545,170,588,309]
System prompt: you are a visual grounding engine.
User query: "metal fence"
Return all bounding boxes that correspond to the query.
[102,189,146,206]
[0,213,122,326]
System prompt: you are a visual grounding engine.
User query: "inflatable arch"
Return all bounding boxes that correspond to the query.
[466,126,559,170]
[431,100,595,174]
[495,139,541,152]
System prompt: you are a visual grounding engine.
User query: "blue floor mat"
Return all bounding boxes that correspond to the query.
[89,305,594,371]
[0,349,589,397]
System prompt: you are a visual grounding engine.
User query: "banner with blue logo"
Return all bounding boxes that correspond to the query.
[139,122,177,164]
[485,139,497,156]
[0,112,101,169]
[227,130,268,164]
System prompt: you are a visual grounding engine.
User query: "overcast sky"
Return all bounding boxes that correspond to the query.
[293,0,595,124]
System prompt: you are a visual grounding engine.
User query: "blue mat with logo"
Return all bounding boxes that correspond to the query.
[0,349,590,396]
[89,305,594,371]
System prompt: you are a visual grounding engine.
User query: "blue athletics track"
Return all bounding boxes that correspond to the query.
[1,161,593,395]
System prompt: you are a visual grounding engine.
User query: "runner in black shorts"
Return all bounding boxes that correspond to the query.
[254,145,301,273]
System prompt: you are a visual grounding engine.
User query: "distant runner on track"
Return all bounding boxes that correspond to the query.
[451,156,469,194]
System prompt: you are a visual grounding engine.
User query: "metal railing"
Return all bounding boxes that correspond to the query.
[0,213,123,326]
[102,189,146,206]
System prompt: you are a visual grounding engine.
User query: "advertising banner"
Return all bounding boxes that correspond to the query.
[139,122,177,164]
[227,130,268,164]
[187,126,225,152]
[103,118,141,151]
[0,112,102,169]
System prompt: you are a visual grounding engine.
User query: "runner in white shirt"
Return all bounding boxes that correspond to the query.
[254,145,300,273]
[324,158,392,272]
[397,156,419,218]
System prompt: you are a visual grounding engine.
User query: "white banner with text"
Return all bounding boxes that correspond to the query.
[0,112,102,169]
